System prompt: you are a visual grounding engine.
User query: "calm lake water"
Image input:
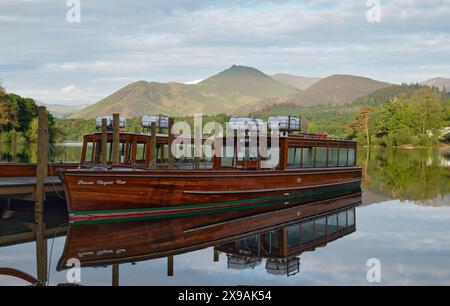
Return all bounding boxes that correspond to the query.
[0,145,449,285]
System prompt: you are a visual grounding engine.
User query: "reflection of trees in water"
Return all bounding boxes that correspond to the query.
[0,144,82,163]
[358,147,450,204]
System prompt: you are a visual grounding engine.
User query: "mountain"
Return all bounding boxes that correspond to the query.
[420,77,450,92]
[70,65,299,119]
[37,102,87,118]
[0,84,5,95]
[271,73,321,90]
[280,74,391,106]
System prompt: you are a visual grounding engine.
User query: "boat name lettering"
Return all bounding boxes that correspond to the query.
[78,180,94,185]
[97,180,114,186]
[96,249,114,256]
[77,251,95,258]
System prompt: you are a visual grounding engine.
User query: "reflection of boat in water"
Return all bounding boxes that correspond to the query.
[215,203,357,276]
[57,192,361,273]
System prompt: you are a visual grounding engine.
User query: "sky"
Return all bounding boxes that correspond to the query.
[0,0,449,105]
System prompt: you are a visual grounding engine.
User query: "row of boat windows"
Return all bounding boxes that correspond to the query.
[223,207,356,255]
[84,141,356,168]
[84,141,166,163]
[288,147,356,168]
[286,207,355,248]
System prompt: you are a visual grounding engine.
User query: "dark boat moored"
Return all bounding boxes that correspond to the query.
[57,116,362,223]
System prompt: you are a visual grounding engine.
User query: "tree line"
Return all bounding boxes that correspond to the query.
[347,87,450,146]
[0,92,57,143]
[1,85,449,147]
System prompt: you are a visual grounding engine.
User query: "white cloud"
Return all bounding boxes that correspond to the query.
[0,0,449,104]
[60,84,81,95]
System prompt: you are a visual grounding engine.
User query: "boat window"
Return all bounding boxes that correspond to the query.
[93,141,102,162]
[221,146,235,167]
[328,147,338,167]
[301,221,314,242]
[157,144,163,162]
[347,208,355,226]
[338,211,347,229]
[239,236,259,251]
[288,148,296,166]
[338,147,348,166]
[315,147,328,167]
[302,147,314,167]
[264,230,280,253]
[315,217,327,238]
[287,225,301,248]
[84,141,93,162]
[288,147,302,167]
[327,213,338,234]
[136,142,146,162]
[107,142,112,162]
[348,148,356,166]
[163,144,169,162]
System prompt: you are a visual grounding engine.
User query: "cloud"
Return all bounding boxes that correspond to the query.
[60,84,81,95]
[0,0,449,105]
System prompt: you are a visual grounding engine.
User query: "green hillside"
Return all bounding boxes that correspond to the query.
[252,84,450,140]
[282,74,392,106]
[71,65,299,119]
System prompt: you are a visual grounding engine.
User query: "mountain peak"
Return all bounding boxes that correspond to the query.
[283,74,391,106]
[218,65,268,77]
[197,65,298,99]
[420,77,450,92]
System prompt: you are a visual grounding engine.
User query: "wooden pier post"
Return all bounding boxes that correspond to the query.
[167,256,174,277]
[112,264,119,286]
[112,114,120,166]
[35,106,48,284]
[213,250,219,262]
[150,122,157,168]
[101,118,108,165]
[168,118,175,169]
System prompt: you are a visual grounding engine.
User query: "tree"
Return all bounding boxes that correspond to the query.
[347,106,372,145]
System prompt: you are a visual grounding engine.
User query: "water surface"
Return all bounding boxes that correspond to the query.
[0,147,449,285]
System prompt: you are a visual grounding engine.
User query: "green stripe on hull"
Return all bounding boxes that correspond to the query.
[70,182,361,225]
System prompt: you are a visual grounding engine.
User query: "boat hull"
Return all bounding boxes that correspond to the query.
[59,167,362,223]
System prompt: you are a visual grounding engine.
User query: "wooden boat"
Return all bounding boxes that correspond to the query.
[57,192,361,270]
[57,116,362,223]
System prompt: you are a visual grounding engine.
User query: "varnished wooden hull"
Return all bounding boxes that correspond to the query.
[0,163,79,177]
[58,167,362,223]
[57,192,361,270]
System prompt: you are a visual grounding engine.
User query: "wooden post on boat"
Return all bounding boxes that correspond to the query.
[150,122,157,168]
[168,118,175,169]
[101,118,108,165]
[112,114,120,166]
[12,130,17,163]
[35,106,48,284]
[167,256,174,276]
[112,264,119,286]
